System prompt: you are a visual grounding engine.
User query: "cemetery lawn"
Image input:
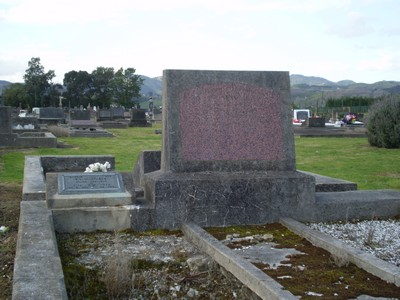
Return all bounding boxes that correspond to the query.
[1,129,398,190]
[295,136,400,190]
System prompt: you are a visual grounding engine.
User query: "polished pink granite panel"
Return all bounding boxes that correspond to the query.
[180,82,284,161]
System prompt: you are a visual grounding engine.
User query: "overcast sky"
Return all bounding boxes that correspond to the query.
[1,0,399,84]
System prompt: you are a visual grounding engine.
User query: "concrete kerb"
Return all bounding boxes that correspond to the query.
[280,217,400,287]
[181,222,298,300]
[22,156,46,201]
[12,200,68,300]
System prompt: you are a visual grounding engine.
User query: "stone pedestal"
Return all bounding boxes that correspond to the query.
[143,170,315,229]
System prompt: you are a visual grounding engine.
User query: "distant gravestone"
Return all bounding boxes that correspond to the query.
[69,109,97,128]
[0,106,12,133]
[0,106,19,147]
[70,109,90,121]
[111,107,125,119]
[98,109,112,121]
[308,117,325,127]
[1,106,57,147]
[39,107,65,124]
[129,109,150,127]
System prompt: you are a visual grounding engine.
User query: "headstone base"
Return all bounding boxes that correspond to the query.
[142,170,316,229]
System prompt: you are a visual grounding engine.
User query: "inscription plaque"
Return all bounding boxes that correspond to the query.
[58,172,125,194]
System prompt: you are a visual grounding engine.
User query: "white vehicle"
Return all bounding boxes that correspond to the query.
[293,109,310,125]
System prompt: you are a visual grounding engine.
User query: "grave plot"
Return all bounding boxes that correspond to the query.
[204,223,400,299]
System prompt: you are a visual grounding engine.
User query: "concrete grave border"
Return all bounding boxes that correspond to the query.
[13,154,400,298]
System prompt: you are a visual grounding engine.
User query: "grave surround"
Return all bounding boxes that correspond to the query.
[0,106,57,148]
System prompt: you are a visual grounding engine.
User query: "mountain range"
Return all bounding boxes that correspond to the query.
[2,74,400,104]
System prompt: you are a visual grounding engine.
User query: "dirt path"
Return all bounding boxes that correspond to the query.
[0,183,21,300]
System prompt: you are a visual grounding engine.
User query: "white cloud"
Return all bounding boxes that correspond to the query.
[327,11,375,37]
[357,50,400,72]
[0,0,353,25]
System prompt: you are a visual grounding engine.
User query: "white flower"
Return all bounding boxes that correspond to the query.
[84,162,112,172]
[0,226,9,233]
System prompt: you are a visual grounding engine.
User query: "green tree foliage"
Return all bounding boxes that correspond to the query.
[325,96,375,108]
[23,57,56,107]
[63,67,143,108]
[111,68,143,108]
[2,83,30,108]
[91,67,115,108]
[366,94,400,148]
[63,70,93,108]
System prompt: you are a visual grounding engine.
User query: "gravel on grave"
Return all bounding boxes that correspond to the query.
[308,219,400,267]
[61,232,261,299]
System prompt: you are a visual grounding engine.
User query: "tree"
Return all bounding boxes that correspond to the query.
[2,83,30,108]
[366,94,400,148]
[111,68,143,107]
[63,70,93,108]
[23,57,56,107]
[91,67,114,108]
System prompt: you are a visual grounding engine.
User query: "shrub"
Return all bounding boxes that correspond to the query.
[48,125,69,137]
[366,95,400,148]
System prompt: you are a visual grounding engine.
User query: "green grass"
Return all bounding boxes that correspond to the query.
[0,128,399,190]
[0,124,162,184]
[295,136,400,190]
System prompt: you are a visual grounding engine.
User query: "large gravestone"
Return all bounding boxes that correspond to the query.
[136,70,315,230]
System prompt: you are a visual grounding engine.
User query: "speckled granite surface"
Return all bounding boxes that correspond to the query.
[161,69,295,173]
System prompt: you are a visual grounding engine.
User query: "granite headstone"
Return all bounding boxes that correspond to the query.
[135,70,315,230]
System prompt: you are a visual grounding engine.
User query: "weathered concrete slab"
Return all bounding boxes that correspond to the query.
[299,170,358,192]
[314,190,400,222]
[52,205,136,233]
[12,201,67,300]
[182,223,298,300]
[132,150,161,188]
[22,156,46,201]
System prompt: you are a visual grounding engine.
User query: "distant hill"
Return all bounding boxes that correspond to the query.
[139,74,400,104]
[290,74,334,86]
[0,80,12,95]
[290,74,400,107]
[2,75,399,106]
[140,75,162,97]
